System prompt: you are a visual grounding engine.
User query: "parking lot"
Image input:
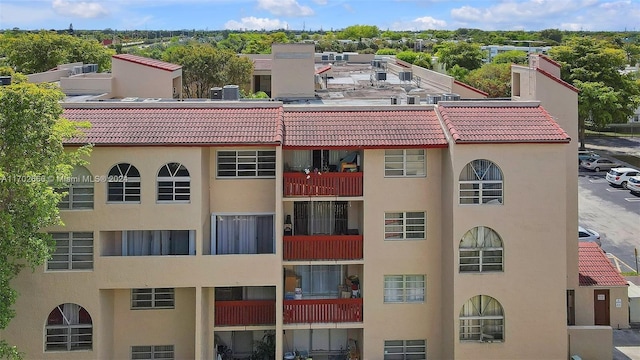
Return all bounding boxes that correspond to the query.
[579,137,640,271]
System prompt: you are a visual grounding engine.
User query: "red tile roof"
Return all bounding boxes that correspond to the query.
[63,106,283,146]
[579,242,628,287]
[253,59,272,71]
[536,68,580,93]
[282,107,448,148]
[438,102,570,144]
[315,65,332,75]
[112,54,182,72]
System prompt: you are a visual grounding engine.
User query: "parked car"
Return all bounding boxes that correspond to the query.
[580,157,621,172]
[578,150,599,164]
[605,167,640,188]
[627,176,640,195]
[578,226,601,246]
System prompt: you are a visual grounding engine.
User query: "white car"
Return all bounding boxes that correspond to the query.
[627,176,640,195]
[605,167,640,188]
[578,226,601,246]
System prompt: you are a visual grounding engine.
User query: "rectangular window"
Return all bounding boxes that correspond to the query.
[384,339,426,360]
[384,275,425,303]
[131,345,174,359]
[131,288,175,309]
[47,232,93,271]
[57,183,94,210]
[217,150,276,178]
[122,230,195,256]
[385,212,426,240]
[385,149,425,177]
[213,214,274,254]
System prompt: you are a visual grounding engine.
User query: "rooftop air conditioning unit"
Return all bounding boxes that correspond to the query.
[442,93,461,101]
[376,71,387,81]
[72,66,83,75]
[426,94,441,104]
[210,87,223,100]
[335,55,343,61]
[222,85,240,100]
[399,72,413,81]
[407,95,420,104]
[390,96,399,105]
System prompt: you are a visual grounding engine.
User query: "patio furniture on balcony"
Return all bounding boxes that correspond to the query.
[284,172,363,197]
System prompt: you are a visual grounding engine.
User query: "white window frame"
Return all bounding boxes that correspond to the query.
[384,275,425,303]
[384,149,426,177]
[107,163,141,203]
[459,226,504,273]
[384,211,426,240]
[157,162,190,203]
[47,232,94,271]
[58,166,94,210]
[131,345,175,360]
[131,288,175,309]
[459,295,504,342]
[45,303,92,352]
[459,159,503,205]
[384,339,426,360]
[216,150,276,178]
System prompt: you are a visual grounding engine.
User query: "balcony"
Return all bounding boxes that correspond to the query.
[215,300,276,327]
[283,298,362,324]
[283,235,363,261]
[284,172,363,197]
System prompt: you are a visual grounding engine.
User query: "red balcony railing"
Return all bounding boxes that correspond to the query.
[283,235,363,261]
[215,300,276,326]
[283,298,363,324]
[284,172,363,197]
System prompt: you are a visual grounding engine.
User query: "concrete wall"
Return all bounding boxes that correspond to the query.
[568,326,613,360]
[59,73,113,95]
[271,43,315,100]
[575,286,630,329]
[111,58,181,99]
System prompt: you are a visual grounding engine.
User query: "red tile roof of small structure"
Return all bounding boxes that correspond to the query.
[282,107,448,148]
[253,59,272,71]
[579,242,628,287]
[315,65,332,75]
[63,107,282,146]
[438,102,570,144]
[112,54,182,72]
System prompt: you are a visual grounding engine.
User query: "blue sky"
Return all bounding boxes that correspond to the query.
[1,0,639,32]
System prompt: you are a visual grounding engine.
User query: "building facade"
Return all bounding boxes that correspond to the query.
[1,50,618,360]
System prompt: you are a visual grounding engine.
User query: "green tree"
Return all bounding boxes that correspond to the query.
[0,82,90,358]
[435,41,485,73]
[492,50,528,65]
[162,44,253,98]
[466,63,512,98]
[395,51,418,64]
[338,25,379,41]
[413,53,432,69]
[0,32,113,74]
[549,37,640,148]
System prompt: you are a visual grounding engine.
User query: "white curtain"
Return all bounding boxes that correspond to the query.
[295,265,342,298]
[311,202,333,235]
[61,303,79,325]
[215,215,273,254]
[123,230,192,255]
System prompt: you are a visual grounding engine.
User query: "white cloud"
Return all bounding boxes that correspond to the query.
[391,16,447,31]
[0,4,56,28]
[312,0,328,4]
[257,0,314,17]
[224,16,288,30]
[52,0,109,19]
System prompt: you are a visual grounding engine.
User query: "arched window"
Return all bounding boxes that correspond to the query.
[459,226,503,272]
[459,295,504,342]
[157,163,190,202]
[45,303,92,351]
[58,166,94,210]
[459,159,503,205]
[107,163,141,203]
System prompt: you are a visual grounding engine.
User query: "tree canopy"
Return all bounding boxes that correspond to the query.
[465,63,512,98]
[162,43,253,98]
[0,31,114,74]
[434,41,486,77]
[0,81,90,357]
[549,37,640,148]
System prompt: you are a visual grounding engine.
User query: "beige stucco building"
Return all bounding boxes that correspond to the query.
[0,47,627,360]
